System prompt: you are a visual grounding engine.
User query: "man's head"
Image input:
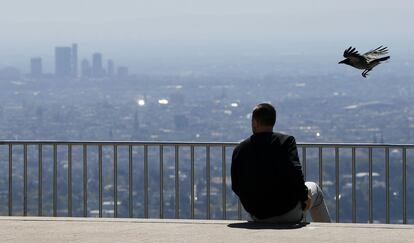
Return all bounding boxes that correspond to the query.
[251,103,276,133]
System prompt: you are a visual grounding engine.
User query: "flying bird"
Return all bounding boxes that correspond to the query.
[338,46,390,77]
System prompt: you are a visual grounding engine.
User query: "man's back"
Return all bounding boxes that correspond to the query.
[231,132,308,219]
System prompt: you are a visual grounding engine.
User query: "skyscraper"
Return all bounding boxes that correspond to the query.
[71,43,78,78]
[107,59,114,78]
[55,47,72,78]
[81,59,91,78]
[92,53,103,78]
[30,57,42,78]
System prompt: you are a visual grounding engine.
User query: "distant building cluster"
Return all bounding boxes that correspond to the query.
[29,43,129,80]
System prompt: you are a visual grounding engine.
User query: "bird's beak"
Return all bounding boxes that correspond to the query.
[338,59,345,64]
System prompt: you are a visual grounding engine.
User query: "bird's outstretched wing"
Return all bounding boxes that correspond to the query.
[343,46,365,62]
[363,46,388,61]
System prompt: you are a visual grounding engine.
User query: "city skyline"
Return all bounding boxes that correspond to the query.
[1,1,414,73]
[18,43,130,79]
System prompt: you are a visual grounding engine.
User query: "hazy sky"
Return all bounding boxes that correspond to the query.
[1,0,413,69]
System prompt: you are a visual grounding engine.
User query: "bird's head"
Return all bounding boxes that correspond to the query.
[338,59,349,64]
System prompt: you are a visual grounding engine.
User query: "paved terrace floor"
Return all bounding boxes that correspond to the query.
[1,217,413,243]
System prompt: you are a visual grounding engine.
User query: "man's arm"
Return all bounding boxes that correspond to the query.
[285,136,309,203]
[231,146,241,196]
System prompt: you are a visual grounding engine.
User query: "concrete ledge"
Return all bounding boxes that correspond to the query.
[1,217,413,242]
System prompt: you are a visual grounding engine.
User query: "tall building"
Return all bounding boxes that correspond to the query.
[92,53,103,78]
[71,43,78,78]
[107,59,114,78]
[30,57,42,78]
[81,59,91,78]
[55,47,72,78]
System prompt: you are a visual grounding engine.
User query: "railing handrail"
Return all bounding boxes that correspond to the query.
[1,140,414,148]
[0,140,238,146]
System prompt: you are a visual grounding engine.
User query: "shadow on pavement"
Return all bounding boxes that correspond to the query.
[227,221,309,230]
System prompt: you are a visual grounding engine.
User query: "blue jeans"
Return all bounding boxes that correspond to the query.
[251,181,331,223]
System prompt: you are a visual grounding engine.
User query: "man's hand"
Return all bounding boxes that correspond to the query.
[303,195,312,211]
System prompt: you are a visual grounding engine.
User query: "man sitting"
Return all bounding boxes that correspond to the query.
[231,103,331,223]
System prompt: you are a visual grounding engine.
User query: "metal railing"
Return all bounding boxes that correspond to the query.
[0,140,413,224]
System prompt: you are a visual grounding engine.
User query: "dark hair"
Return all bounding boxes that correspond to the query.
[252,103,276,127]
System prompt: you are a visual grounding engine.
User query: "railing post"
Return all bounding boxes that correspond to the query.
[385,147,390,224]
[237,200,242,220]
[302,147,307,180]
[128,145,133,218]
[222,145,227,220]
[335,147,340,223]
[159,145,164,219]
[144,145,149,218]
[98,145,103,218]
[352,147,356,223]
[68,144,72,217]
[23,144,28,216]
[83,144,88,217]
[368,147,373,223]
[38,144,43,216]
[8,144,12,216]
[113,145,118,218]
[402,148,407,224]
[175,145,180,219]
[190,145,195,219]
[206,146,211,219]
[319,147,323,189]
[53,144,57,217]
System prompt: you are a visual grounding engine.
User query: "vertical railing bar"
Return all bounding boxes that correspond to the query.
[128,145,133,218]
[113,145,118,218]
[144,145,149,218]
[38,144,43,216]
[335,147,340,223]
[98,144,103,218]
[385,147,390,224]
[83,144,88,217]
[319,146,323,189]
[368,147,373,223]
[402,148,407,224]
[302,147,307,180]
[352,147,356,223]
[190,145,195,219]
[23,144,28,216]
[159,145,164,219]
[300,145,308,224]
[222,145,227,220]
[175,145,180,219]
[237,200,242,220]
[53,144,57,217]
[68,144,72,217]
[8,144,12,216]
[301,145,307,223]
[206,145,211,219]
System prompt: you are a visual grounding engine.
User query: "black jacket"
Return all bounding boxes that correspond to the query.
[231,132,308,219]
